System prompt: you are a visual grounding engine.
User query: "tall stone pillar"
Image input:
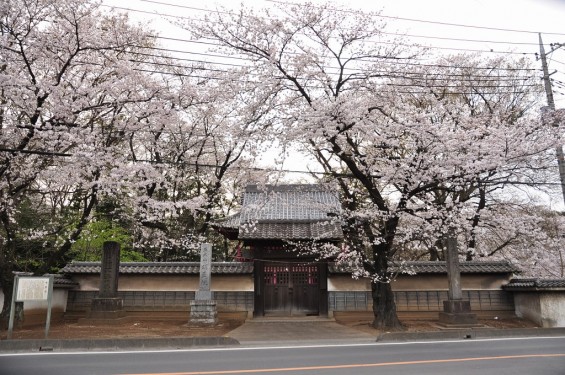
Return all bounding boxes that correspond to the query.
[438,232,478,326]
[189,243,218,325]
[88,241,125,319]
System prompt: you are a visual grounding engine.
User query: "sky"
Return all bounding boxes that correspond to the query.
[103,0,565,106]
[102,0,565,208]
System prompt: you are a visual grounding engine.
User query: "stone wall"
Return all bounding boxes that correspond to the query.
[514,292,565,327]
[69,274,254,292]
[66,290,254,313]
[64,271,515,317]
[328,273,512,292]
[328,290,515,313]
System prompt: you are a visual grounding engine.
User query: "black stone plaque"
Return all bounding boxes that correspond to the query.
[99,241,120,298]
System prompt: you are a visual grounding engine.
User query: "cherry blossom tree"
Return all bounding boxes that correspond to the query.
[385,53,558,261]
[0,0,278,324]
[127,72,278,261]
[0,0,216,322]
[0,0,157,320]
[191,2,564,329]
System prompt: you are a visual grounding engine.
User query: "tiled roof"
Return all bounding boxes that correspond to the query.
[60,262,253,275]
[240,184,341,222]
[215,184,343,241]
[47,274,79,289]
[328,260,520,274]
[503,278,565,291]
[61,260,519,276]
[239,221,343,240]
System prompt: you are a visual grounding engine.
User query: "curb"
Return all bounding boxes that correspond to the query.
[3,328,565,353]
[376,327,565,342]
[0,336,239,353]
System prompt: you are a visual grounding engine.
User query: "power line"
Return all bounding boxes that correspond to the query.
[6,54,541,92]
[121,56,540,87]
[1,148,561,186]
[120,42,539,73]
[0,147,329,175]
[127,0,565,37]
[0,148,72,157]
[20,1,536,74]
[150,35,543,70]
[59,68,541,94]
[56,44,539,85]
[137,0,219,13]
[102,4,537,56]
[266,0,565,37]
[392,33,540,47]
[128,0,545,46]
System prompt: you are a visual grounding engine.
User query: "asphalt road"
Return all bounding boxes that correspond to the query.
[1,337,564,375]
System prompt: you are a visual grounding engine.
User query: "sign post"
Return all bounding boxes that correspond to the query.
[7,275,54,339]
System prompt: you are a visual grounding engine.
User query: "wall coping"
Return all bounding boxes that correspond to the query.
[503,278,565,292]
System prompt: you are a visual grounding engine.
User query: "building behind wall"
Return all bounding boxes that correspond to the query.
[214,184,343,317]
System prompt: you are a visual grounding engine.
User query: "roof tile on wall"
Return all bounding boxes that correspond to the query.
[328,260,519,274]
[61,262,254,275]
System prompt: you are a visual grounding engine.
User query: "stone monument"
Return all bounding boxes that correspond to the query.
[189,243,218,325]
[438,232,479,326]
[87,241,125,320]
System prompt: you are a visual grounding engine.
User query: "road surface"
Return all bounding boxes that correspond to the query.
[1,336,564,375]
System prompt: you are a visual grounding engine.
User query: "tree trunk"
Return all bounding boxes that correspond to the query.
[0,259,15,329]
[368,218,403,330]
[371,280,402,330]
[0,279,13,330]
[0,210,17,329]
[429,238,444,261]
[39,189,98,274]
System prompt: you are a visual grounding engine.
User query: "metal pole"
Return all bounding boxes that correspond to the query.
[539,33,565,204]
[6,276,19,340]
[45,275,54,339]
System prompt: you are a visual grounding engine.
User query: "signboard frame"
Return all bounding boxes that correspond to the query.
[7,275,54,340]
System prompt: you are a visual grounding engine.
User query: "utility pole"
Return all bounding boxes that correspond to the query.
[539,33,565,204]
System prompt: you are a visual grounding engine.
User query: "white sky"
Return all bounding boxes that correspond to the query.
[103,0,565,207]
[104,0,565,106]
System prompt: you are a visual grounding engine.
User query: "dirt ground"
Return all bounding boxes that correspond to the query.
[341,316,540,336]
[1,318,243,340]
[1,316,539,341]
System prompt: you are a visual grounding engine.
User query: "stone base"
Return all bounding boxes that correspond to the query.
[91,297,123,312]
[189,300,218,326]
[438,312,481,326]
[86,297,125,320]
[438,300,479,327]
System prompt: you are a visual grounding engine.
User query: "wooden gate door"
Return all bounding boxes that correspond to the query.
[262,262,320,316]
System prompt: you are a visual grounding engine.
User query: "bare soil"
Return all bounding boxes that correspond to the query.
[1,319,244,340]
[340,316,540,336]
[1,316,539,341]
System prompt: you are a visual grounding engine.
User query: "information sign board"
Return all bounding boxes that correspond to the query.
[7,275,54,339]
[16,277,50,301]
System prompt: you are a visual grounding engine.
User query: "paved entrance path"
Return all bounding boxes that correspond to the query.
[227,318,377,345]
